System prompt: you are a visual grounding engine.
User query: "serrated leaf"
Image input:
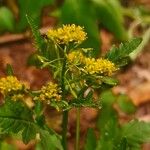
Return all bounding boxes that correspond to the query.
[27,16,58,67]
[0,99,63,149]
[117,94,136,114]
[39,130,63,150]
[115,56,131,67]
[105,38,142,66]
[60,0,100,56]
[22,123,37,144]
[85,128,97,150]
[27,16,59,68]
[92,0,127,41]
[0,99,36,144]
[122,120,150,147]
[70,91,101,109]
[26,15,46,52]
[0,7,15,33]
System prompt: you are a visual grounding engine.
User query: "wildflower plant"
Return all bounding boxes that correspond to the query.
[0,16,146,150]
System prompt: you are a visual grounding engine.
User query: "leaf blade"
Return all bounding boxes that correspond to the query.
[105,38,142,66]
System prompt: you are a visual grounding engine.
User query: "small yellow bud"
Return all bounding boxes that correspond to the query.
[67,51,85,64]
[39,82,61,104]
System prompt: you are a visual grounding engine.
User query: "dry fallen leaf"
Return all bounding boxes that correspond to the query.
[129,82,150,106]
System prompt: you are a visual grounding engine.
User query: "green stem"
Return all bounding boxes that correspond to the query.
[61,50,68,150]
[130,27,150,60]
[62,110,68,150]
[75,107,80,150]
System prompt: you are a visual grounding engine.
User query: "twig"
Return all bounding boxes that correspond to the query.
[0,26,50,45]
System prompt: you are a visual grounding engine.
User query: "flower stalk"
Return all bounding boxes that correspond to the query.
[61,52,68,150]
[62,110,69,150]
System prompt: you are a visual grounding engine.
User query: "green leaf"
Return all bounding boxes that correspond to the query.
[122,120,150,147]
[70,91,101,109]
[17,0,54,31]
[92,0,127,41]
[22,123,37,144]
[70,98,101,109]
[0,99,63,149]
[34,101,43,117]
[97,106,118,136]
[97,90,120,150]
[105,38,142,66]
[117,138,128,150]
[85,128,97,150]
[50,100,69,111]
[100,90,116,106]
[115,57,131,67]
[0,99,36,144]
[27,16,59,68]
[6,64,14,76]
[97,106,120,150]
[26,15,46,52]
[39,130,63,150]
[97,106,119,143]
[60,0,101,56]
[27,53,43,67]
[117,94,136,114]
[0,7,15,33]
[101,77,119,86]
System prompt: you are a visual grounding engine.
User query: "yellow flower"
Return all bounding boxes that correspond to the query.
[84,58,118,76]
[0,76,24,95]
[84,58,97,74]
[67,51,117,76]
[47,24,87,44]
[39,82,61,103]
[0,76,27,101]
[67,51,85,64]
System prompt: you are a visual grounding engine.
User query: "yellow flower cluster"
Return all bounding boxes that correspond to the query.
[84,58,118,76]
[0,76,26,101]
[67,51,117,76]
[67,51,84,64]
[39,82,61,103]
[0,76,23,95]
[47,24,87,44]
